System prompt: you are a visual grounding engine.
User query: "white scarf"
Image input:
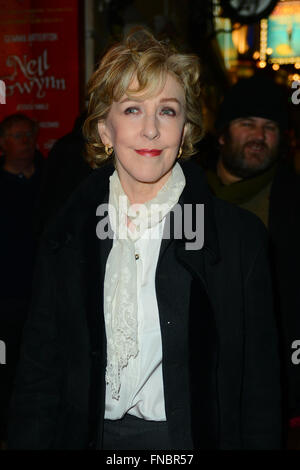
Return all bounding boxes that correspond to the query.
[104,162,186,399]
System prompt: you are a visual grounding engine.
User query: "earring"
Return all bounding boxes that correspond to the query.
[177,147,183,159]
[105,145,113,156]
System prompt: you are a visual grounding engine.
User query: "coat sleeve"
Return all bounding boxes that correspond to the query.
[7,240,63,449]
[241,220,282,449]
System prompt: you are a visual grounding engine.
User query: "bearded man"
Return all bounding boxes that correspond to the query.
[205,75,287,227]
[203,75,300,449]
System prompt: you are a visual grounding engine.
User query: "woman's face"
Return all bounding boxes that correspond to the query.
[98,73,187,200]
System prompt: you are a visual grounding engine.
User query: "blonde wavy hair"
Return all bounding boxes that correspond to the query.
[83,29,203,168]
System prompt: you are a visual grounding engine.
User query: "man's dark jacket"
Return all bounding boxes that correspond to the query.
[8,160,282,449]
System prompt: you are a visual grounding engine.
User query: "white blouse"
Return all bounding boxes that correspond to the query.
[104,217,166,421]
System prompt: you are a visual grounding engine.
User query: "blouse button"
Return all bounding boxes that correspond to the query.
[135,253,139,260]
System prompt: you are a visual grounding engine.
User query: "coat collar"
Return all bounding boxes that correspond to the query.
[44,159,220,263]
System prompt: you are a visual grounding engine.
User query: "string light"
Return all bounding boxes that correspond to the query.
[272,64,280,71]
[258,61,267,68]
[260,19,268,62]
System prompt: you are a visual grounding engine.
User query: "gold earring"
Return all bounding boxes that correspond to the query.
[105,145,113,156]
[177,147,183,159]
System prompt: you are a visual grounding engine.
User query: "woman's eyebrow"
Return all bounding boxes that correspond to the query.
[119,97,183,104]
[119,97,141,104]
[159,98,182,104]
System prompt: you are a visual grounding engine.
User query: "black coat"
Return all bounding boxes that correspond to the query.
[269,161,300,421]
[8,160,282,449]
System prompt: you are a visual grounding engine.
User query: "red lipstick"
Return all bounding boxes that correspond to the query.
[135,149,162,157]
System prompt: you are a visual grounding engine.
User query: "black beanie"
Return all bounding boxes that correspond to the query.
[215,75,288,132]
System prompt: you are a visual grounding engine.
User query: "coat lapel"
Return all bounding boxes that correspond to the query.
[74,168,113,447]
[158,160,220,279]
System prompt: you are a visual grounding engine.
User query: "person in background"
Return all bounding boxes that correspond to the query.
[34,112,91,237]
[201,76,300,448]
[203,75,287,227]
[7,30,281,450]
[0,113,43,447]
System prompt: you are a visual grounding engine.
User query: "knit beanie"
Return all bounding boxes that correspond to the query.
[215,75,288,132]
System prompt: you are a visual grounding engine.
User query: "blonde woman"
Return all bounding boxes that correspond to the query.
[8,30,282,450]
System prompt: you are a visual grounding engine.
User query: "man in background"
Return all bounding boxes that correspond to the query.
[0,113,43,447]
[204,75,286,227]
[201,75,300,448]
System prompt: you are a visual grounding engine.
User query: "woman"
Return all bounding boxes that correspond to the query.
[8,30,282,450]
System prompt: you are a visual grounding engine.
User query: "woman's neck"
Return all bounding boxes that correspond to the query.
[119,170,172,204]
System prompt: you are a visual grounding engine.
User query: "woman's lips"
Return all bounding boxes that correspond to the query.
[135,149,162,157]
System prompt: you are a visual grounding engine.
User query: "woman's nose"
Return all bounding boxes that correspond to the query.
[142,114,160,140]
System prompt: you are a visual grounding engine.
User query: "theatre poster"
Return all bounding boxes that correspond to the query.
[0,0,80,156]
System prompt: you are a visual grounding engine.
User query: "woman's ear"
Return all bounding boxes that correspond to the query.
[97,120,112,147]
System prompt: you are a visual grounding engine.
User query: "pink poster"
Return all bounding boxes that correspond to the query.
[0,0,80,155]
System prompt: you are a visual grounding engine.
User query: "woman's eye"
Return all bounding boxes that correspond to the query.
[124,107,139,114]
[161,108,176,116]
